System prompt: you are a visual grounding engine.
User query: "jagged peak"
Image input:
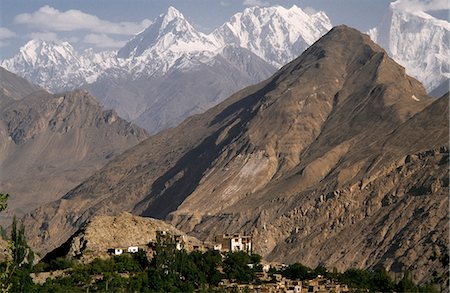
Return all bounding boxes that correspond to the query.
[14,39,77,67]
[159,5,192,31]
[164,6,185,21]
[20,39,75,55]
[285,4,308,15]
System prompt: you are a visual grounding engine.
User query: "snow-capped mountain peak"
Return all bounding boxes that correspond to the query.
[212,5,332,67]
[17,39,78,67]
[159,6,193,35]
[1,39,116,91]
[2,4,333,91]
[369,1,450,91]
[117,6,217,60]
[164,6,186,22]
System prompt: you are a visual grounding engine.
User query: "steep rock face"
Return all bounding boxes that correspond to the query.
[21,26,447,283]
[0,71,148,225]
[368,1,450,92]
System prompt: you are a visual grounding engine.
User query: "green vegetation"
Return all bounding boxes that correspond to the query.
[28,243,443,293]
[1,216,35,293]
[31,232,228,292]
[0,203,446,293]
[1,195,34,292]
[279,263,442,293]
[0,193,8,213]
[223,251,261,283]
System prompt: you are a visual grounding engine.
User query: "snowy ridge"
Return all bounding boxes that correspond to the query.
[212,5,332,67]
[1,40,117,91]
[1,5,331,93]
[369,1,450,91]
[116,6,219,76]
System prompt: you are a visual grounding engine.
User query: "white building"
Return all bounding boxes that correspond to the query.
[127,246,139,253]
[114,248,123,255]
[214,234,252,253]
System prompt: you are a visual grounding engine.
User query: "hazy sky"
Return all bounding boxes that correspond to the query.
[0,0,448,58]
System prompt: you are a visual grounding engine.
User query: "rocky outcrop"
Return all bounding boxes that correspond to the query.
[21,26,448,283]
[47,212,201,262]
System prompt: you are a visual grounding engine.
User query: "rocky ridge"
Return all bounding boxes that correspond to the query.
[20,26,448,283]
[0,68,148,225]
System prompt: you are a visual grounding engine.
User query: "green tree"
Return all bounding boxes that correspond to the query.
[197,250,223,286]
[312,265,328,278]
[282,263,311,280]
[0,215,35,293]
[370,268,395,292]
[8,216,35,292]
[0,194,12,293]
[223,251,260,283]
[0,193,8,213]
[418,283,439,293]
[396,271,418,293]
[339,268,371,290]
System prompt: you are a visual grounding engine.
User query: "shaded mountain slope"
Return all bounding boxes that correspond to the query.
[0,66,45,106]
[0,70,148,225]
[21,26,447,283]
[86,46,275,133]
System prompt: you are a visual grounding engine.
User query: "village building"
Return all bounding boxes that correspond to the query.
[127,246,139,253]
[108,246,141,255]
[214,233,252,253]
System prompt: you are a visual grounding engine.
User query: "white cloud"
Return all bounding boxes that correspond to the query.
[304,6,318,15]
[83,33,127,48]
[220,1,229,6]
[68,36,79,43]
[391,0,449,12]
[28,31,60,42]
[14,5,151,36]
[243,0,270,7]
[0,27,16,39]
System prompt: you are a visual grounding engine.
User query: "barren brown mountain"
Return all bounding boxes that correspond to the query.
[0,67,148,225]
[20,26,448,282]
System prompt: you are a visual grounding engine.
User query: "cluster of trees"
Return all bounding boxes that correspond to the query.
[30,243,444,293]
[0,218,35,292]
[280,263,443,293]
[31,235,264,292]
[0,194,447,293]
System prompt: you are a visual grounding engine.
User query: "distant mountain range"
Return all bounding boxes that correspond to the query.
[1,6,331,133]
[1,3,448,133]
[20,25,448,284]
[0,67,148,225]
